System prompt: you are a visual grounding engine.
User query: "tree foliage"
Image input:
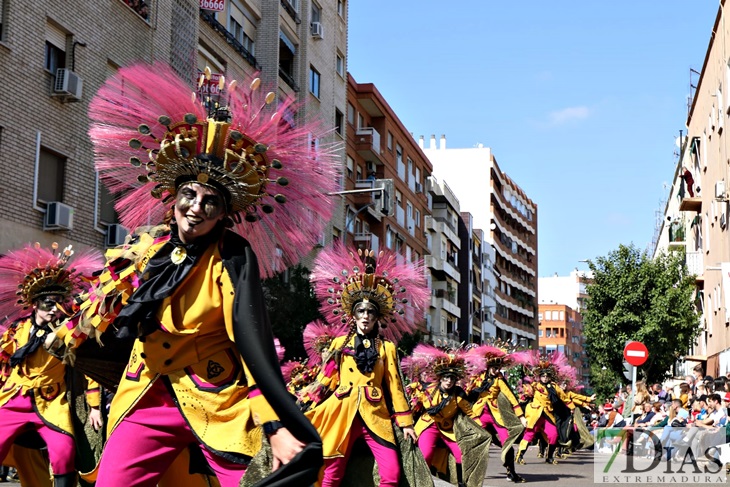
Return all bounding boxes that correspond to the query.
[582,244,701,399]
[262,265,323,361]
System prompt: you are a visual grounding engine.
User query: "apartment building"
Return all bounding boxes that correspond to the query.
[457,213,488,344]
[344,74,431,258]
[0,0,346,264]
[425,176,462,346]
[538,304,589,383]
[423,137,538,347]
[538,269,591,311]
[655,0,730,376]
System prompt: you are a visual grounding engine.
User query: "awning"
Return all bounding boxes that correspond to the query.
[279,30,296,54]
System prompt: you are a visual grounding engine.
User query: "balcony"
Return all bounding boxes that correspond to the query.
[200,10,260,69]
[280,0,301,23]
[678,174,701,212]
[352,179,384,221]
[685,250,704,283]
[431,295,460,317]
[354,127,382,163]
[353,232,372,245]
[424,255,461,282]
[668,222,686,249]
[278,67,299,92]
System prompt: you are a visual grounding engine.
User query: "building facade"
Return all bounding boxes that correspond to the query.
[425,176,462,346]
[538,304,589,383]
[655,0,730,377]
[538,269,591,311]
[423,137,538,347]
[0,0,347,266]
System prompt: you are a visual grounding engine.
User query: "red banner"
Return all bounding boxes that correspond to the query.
[200,0,225,12]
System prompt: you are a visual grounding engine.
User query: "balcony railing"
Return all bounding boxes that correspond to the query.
[200,10,260,69]
[280,0,301,23]
[685,250,703,278]
[278,67,299,91]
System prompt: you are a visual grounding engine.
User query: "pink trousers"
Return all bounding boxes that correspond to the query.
[322,416,400,487]
[479,408,509,444]
[418,423,463,464]
[522,415,558,444]
[0,392,75,475]
[96,380,247,487]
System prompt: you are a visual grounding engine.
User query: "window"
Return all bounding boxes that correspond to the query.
[357,112,364,129]
[98,177,119,224]
[37,147,66,204]
[309,65,320,98]
[229,2,256,56]
[559,311,564,320]
[336,52,344,77]
[310,2,321,23]
[0,0,7,41]
[44,22,67,74]
[346,156,354,179]
[279,30,296,82]
[337,0,344,17]
[539,330,543,337]
[387,132,393,151]
[415,209,420,227]
[395,189,402,206]
[347,103,355,125]
[356,166,362,181]
[334,109,344,137]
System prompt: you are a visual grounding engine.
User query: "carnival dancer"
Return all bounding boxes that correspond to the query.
[515,352,576,465]
[52,63,339,487]
[305,245,430,487]
[409,344,490,487]
[467,343,527,483]
[557,377,595,457]
[0,243,102,487]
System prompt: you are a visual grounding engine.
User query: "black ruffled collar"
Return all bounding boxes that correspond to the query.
[353,331,379,374]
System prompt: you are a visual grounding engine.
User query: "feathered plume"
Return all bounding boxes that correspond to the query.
[0,243,102,331]
[302,319,347,366]
[411,344,473,382]
[274,337,285,363]
[310,242,429,343]
[88,62,341,278]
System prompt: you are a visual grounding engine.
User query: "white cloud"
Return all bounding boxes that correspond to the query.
[548,106,590,125]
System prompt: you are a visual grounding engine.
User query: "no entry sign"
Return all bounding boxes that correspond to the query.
[623,341,649,367]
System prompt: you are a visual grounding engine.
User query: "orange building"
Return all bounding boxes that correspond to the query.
[537,304,588,383]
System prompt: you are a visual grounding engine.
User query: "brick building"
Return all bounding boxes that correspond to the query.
[0,0,346,264]
[538,303,588,381]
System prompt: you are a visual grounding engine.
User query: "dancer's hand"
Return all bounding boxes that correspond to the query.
[402,426,417,442]
[270,427,305,471]
[88,407,103,431]
[520,416,528,428]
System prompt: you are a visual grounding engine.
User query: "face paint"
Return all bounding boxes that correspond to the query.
[36,295,63,312]
[176,184,225,220]
[353,305,378,318]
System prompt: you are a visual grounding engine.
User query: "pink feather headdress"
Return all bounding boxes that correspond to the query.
[88,62,340,277]
[302,319,347,366]
[522,350,575,381]
[0,243,102,330]
[310,243,429,343]
[411,344,473,381]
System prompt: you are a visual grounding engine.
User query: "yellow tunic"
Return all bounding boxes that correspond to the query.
[59,237,278,462]
[524,382,573,428]
[470,372,524,426]
[413,384,473,442]
[565,390,592,408]
[305,335,413,458]
[0,318,99,437]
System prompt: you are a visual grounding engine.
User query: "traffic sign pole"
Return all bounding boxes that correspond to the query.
[631,362,636,423]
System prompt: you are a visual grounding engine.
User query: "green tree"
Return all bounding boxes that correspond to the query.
[262,264,323,361]
[582,244,701,399]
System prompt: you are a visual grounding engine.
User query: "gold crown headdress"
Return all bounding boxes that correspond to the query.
[89,63,339,277]
[0,243,102,327]
[311,243,429,343]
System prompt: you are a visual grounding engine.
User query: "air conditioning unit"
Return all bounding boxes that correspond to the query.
[716,180,726,199]
[53,68,83,101]
[310,21,323,39]
[43,202,74,231]
[415,182,423,193]
[105,224,129,247]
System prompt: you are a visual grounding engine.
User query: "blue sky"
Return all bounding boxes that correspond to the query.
[348,1,719,277]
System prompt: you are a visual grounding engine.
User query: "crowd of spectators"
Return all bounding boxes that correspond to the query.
[591,364,730,466]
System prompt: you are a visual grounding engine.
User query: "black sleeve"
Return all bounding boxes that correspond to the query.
[231,243,323,487]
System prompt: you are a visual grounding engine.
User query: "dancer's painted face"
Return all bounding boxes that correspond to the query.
[440,374,456,390]
[34,295,64,324]
[174,183,225,242]
[353,302,378,335]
